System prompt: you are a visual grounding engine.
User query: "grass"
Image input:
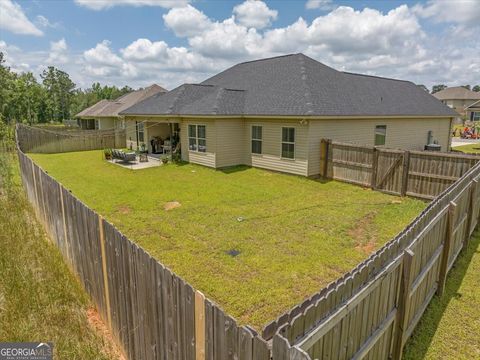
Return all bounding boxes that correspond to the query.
[403,231,480,359]
[29,150,426,329]
[452,143,480,154]
[0,152,120,360]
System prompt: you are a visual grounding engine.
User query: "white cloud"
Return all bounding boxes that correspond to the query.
[233,0,278,29]
[2,2,479,91]
[0,0,43,36]
[47,39,68,64]
[305,0,335,11]
[36,15,60,29]
[163,5,211,37]
[74,0,188,11]
[414,0,480,25]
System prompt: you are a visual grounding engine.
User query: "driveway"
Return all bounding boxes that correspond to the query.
[451,137,480,147]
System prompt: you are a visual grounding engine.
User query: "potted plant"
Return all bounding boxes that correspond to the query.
[104,148,112,160]
[161,155,169,164]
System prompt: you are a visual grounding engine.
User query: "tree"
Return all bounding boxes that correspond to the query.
[472,85,480,92]
[431,84,447,94]
[40,66,75,121]
[462,85,471,90]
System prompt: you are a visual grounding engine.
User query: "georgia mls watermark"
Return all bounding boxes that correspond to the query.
[0,343,53,360]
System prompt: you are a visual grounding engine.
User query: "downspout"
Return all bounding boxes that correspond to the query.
[135,120,139,149]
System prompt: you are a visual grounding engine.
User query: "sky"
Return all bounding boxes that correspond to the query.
[0,0,479,91]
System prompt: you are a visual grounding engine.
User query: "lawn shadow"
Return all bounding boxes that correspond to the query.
[403,229,480,359]
[219,165,251,174]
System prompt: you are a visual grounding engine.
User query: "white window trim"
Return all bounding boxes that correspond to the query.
[374,125,387,146]
[281,126,296,160]
[251,125,263,155]
[188,124,207,153]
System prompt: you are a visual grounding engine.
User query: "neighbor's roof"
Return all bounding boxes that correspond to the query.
[121,54,457,117]
[76,84,167,118]
[433,87,480,101]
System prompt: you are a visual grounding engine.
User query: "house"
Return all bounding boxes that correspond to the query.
[433,86,480,123]
[75,84,167,133]
[119,53,457,177]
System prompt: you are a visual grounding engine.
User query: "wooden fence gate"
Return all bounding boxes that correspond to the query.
[373,148,407,196]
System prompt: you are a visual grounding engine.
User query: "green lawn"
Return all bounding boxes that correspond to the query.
[29,150,425,329]
[452,143,480,154]
[404,231,480,359]
[0,152,119,360]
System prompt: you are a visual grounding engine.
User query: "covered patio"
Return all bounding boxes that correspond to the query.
[126,120,180,157]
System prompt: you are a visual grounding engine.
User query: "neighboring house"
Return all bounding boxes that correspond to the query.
[120,53,457,177]
[75,84,167,132]
[433,86,480,123]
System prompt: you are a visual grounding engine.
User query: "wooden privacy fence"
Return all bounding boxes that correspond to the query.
[17,147,270,360]
[319,139,480,200]
[16,123,125,153]
[268,153,480,359]
[17,126,480,360]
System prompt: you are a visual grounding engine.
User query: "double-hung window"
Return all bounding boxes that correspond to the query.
[251,125,262,154]
[281,127,295,159]
[374,125,386,146]
[471,112,480,121]
[188,124,206,152]
[137,122,144,143]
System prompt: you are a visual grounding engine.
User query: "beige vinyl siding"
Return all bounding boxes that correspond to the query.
[215,119,246,168]
[245,119,309,176]
[307,117,451,176]
[97,117,115,130]
[180,119,216,168]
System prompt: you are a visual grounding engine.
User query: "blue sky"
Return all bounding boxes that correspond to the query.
[0,0,478,90]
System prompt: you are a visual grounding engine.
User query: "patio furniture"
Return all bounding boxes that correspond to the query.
[138,152,148,162]
[112,149,136,163]
[163,140,172,154]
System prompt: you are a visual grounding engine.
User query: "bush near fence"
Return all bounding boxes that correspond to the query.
[16,125,480,360]
[16,124,125,153]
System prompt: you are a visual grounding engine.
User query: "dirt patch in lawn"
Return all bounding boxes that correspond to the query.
[87,307,126,360]
[117,205,131,215]
[349,211,378,254]
[164,201,181,211]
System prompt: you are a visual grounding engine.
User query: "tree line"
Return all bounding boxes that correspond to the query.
[0,51,133,125]
[418,84,480,94]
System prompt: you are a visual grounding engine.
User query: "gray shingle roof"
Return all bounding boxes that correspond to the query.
[76,84,166,118]
[120,54,457,117]
[433,86,480,101]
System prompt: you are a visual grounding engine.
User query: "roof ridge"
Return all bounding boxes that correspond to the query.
[234,53,301,67]
[212,87,225,115]
[342,71,412,84]
[298,53,314,115]
[167,85,187,114]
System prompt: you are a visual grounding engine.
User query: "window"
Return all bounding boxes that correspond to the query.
[137,122,144,143]
[374,125,386,146]
[471,112,480,121]
[281,127,295,159]
[251,125,262,154]
[188,124,206,152]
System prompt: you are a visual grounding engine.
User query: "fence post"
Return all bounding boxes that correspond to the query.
[437,201,456,296]
[371,147,378,189]
[392,249,414,360]
[195,290,206,360]
[98,215,112,328]
[59,182,72,267]
[320,139,330,178]
[465,179,478,248]
[31,159,39,216]
[401,151,410,197]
